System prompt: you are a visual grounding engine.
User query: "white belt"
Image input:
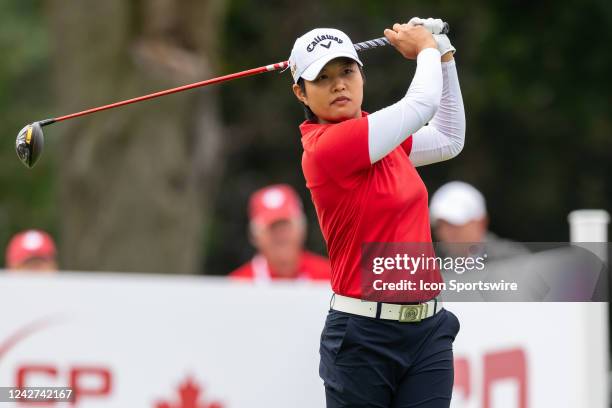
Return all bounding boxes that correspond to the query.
[330,294,442,323]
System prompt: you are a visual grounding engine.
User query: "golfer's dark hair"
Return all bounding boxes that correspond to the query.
[297,64,365,122]
[297,78,318,121]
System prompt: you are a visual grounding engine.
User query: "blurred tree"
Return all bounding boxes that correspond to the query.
[46,0,226,273]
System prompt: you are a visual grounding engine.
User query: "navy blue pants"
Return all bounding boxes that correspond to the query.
[319,307,460,408]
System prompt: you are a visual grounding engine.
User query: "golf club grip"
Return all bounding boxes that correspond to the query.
[353,22,449,52]
[353,37,390,52]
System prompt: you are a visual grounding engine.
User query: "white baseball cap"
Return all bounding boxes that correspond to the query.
[430,181,487,226]
[288,28,363,84]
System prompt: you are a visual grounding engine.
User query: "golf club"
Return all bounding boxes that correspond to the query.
[15,22,449,168]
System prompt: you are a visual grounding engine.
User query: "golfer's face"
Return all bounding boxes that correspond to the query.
[304,58,363,123]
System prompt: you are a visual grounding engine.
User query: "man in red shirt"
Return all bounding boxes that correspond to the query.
[229,184,331,282]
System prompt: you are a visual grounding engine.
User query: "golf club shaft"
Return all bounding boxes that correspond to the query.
[38,36,393,127]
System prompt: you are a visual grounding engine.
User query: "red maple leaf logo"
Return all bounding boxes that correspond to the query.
[155,376,224,408]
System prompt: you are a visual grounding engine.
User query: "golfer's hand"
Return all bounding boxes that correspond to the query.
[408,17,447,35]
[384,23,437,60]
[407,17,455,61]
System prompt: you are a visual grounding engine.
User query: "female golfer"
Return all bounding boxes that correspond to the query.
[289,19,465,408]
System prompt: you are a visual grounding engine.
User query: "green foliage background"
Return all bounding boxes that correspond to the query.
[0,0,56,261]
[1,0,611,273]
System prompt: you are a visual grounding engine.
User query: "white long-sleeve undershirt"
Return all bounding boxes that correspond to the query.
[367,50,465,166]
[409,59,465,166]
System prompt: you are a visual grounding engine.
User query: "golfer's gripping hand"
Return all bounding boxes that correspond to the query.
[383,23,437,60]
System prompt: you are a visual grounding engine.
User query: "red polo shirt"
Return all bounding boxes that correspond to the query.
[229,251,331,281]
[300,112,442,301]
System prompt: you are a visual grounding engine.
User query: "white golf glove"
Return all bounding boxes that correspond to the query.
[409,17,445,34]
[433,34,456,56]
[408,17,456,55]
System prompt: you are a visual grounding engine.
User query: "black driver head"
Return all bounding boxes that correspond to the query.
[16,122,44,168]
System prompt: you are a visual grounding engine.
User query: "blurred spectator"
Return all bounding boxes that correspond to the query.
[229,184,331,281]
[5,229,58,272]
[430,181,529,261]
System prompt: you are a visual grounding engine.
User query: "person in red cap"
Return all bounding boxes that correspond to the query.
[229,184,331,281]
[5,229,58,272]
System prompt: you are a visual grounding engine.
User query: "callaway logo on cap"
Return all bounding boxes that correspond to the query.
[288,28,363,83]
[305,33,344,52]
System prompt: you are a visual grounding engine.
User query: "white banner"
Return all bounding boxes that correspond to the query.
[0,273,608,407]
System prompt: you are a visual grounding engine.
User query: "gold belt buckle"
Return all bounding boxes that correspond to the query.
[399,304,427,322]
